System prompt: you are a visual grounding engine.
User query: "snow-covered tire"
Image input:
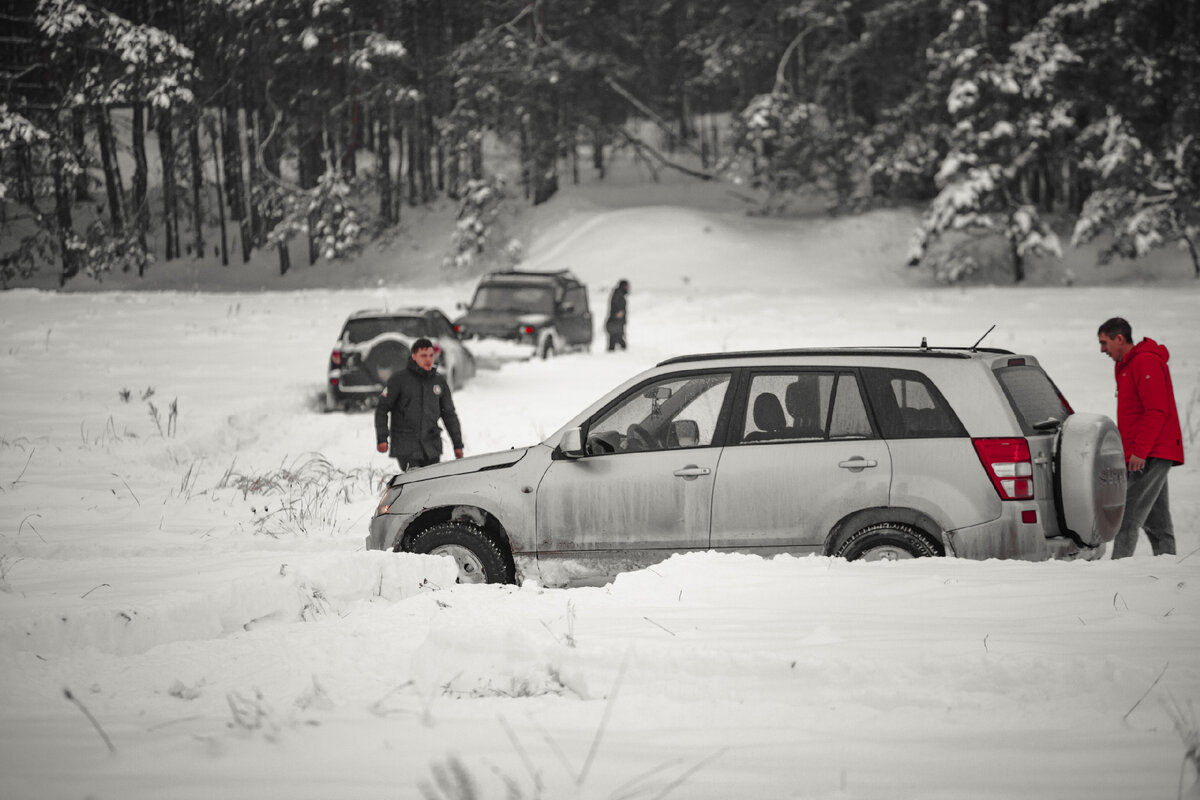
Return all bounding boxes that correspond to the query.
[832,522,939,561]
[539,331,558,360]
[406,521,511,584]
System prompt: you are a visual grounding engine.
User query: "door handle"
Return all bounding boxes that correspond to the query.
[673,465,711,480]
[838,457,878,471]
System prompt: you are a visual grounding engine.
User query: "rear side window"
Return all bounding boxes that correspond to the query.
[861,368,966,439]
[740,371,874,443]
[995,365,1070,434]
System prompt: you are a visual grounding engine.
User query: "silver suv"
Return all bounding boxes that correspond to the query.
[368,347,1126,585]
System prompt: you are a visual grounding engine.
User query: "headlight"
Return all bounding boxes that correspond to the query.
[376,485,402,516]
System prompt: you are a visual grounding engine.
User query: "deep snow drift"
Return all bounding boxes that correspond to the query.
[1,172,1199,800]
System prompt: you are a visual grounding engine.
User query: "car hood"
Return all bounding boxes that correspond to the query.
[391,447,530,486]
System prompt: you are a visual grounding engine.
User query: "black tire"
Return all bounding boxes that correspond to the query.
[406,521,512,584]
[832,522,939,561]
[539,331,557,360]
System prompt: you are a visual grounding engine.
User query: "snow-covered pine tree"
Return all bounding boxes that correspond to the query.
[906,1,1066,283]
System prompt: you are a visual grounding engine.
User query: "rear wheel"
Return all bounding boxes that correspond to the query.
[833,522,939,561]
[407,521,511,584]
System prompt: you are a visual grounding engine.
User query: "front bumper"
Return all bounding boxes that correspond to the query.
[367,512,409,551]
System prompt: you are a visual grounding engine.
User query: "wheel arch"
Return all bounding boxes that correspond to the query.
[824,507,946,556]
[398,504,517,580]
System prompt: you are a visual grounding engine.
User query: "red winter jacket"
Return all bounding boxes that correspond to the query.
[1114,338,1185,466]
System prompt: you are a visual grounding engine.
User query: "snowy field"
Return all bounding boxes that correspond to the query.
[2,183,1199,799]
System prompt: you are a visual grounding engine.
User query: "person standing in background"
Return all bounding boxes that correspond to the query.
[606,279,630,351]
[1097,317,1184,558]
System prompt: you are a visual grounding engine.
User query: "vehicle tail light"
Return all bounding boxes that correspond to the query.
[1057,392,1074,414]
[330,377,339,386]
[972,438,1034,500]
[522,325,535,335]
[331,349,342,366]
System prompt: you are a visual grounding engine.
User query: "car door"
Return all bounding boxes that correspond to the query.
[535,371,733,569]
[709,369,892,553]
[558,284,592,346]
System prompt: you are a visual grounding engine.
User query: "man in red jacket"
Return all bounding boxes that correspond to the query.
[1098,317,1185,558]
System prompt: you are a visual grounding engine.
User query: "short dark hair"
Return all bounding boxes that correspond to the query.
[1098,317,1132,342]
[411,337,435,353]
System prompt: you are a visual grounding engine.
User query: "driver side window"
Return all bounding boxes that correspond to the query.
[586,373,731,454]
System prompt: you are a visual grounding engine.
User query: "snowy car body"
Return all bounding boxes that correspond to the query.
[368,347,1126,586]
[453,270,593,359]
[325,307,476,411]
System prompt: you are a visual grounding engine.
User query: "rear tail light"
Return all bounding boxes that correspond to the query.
[331,349,342,366]
[1057,392,1074,414]
[973,438,1034,500]
[522,326,535,335]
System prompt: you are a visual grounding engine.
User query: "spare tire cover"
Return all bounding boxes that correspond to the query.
[364,338,410,382]
[1055,413,1126,546]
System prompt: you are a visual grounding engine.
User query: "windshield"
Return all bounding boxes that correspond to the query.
[343,316,425,343]
[471,284,555,314]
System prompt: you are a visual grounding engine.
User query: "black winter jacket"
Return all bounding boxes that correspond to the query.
[374,358,463,463]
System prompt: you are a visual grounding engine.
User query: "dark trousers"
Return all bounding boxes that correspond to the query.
[606,325,626,351]
[1112,457,1176,558]
[396,454,438,472]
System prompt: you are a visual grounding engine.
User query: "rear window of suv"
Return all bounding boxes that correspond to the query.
[994,364,1070,434]
[860,368,966,439]
[344,316,425,343]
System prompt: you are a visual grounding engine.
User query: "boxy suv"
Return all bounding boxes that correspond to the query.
[368,347,1126,585]
[325,307,476,411]
[453,270,592,358]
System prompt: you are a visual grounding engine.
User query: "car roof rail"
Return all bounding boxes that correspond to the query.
[656,346,1016,367]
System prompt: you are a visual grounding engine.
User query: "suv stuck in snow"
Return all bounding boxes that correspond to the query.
[325,307,476,411]
[453,270,593,359]
[368,346,1126,586]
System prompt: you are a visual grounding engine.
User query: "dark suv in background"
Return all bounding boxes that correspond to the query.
[454,270,592,359]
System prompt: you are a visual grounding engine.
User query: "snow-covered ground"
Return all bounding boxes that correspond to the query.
[2,173,1199,799]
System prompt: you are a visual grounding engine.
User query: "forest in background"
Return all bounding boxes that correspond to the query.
[1,0,1197,288]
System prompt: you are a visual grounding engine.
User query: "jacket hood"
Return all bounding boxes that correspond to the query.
[1118,337,1170,373]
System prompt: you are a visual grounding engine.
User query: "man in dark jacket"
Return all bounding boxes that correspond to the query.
[375,338,464,471]
[605,279,629,351]
[1098,317,1184,558]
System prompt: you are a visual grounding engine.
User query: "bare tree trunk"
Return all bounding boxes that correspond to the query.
[220,99,252,263]
[158,109,180,261]
[53,160,79,286]
[244,106,263,248]
[406,116,420,206]
[94,106,125,234]
[71,109,90,200]
[131,104,150,271]
[205,116,229,267]
[378,110,393,223]
[188,120,205,258]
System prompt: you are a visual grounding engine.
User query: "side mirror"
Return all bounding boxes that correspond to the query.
[557,427,585,458]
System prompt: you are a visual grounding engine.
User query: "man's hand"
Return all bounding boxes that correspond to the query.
[377,442,388,453]
[1127,454,1145,472]
[454,448,464,459]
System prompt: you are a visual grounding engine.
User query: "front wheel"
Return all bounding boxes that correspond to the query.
[406,521,511,584]
[832,522,939,561]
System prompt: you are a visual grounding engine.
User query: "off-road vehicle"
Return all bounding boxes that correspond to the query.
[325,307,475,411]
[453,270,592,359]
[368,346,1126,585]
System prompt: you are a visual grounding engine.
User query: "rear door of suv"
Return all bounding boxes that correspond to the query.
[709,368,891,551]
